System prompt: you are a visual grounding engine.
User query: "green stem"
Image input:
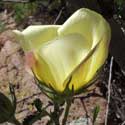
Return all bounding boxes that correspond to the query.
[48,102,60,125]
[62,99,72,125]
[53,102,60,125]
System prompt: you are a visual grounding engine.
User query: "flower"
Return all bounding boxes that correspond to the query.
[13,8,111,93]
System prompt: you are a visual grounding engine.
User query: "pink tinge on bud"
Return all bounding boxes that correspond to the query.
[25,51,36,68]
[24,51,36,75]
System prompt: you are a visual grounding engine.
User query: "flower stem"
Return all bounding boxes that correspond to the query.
[53,102,60,125]
[62,99,72,125]
[48,102,60,125]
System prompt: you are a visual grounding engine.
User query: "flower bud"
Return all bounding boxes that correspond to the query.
[13,8,111,94]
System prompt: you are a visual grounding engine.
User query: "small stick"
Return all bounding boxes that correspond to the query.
[121,121,125,125]
[53,7,64,24]
[74,92,103,99]
[105,56,114,125]
[80,99,90,125]
[17,92,42,104]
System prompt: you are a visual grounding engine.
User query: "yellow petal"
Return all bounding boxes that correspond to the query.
[58,8,106,47]
[13,25,60,51]
[58,8,111,92]
[33,33,90,92]
[63,38,100,92]
[86,22,111,80]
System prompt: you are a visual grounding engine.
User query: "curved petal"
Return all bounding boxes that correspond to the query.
[33,33,90,92]
[58,8,111,92]
[63,38,100,92]
[13,25,60,51]
[65,23,111,92]
[58,8,106,48]
[85,21,111,81]
[67,38,108,92]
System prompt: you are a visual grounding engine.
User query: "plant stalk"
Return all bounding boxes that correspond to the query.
[62,99,72,125]
[48,102,60,125]
[53,102,60,125]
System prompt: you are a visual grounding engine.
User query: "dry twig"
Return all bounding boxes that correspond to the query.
[105,56,114,125]
[53,7,64,24]
[121,121,125,125]
[17,92,42,104]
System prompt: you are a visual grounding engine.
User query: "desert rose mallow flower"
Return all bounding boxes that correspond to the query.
[13,8,111,93]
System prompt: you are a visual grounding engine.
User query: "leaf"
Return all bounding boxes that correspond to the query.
[92,105,100,124]
[0,92,14,123]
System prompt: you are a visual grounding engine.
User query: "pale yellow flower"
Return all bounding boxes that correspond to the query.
[13,8,111,93]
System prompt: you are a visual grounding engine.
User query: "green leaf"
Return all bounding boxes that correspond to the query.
[92,105,100,124]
